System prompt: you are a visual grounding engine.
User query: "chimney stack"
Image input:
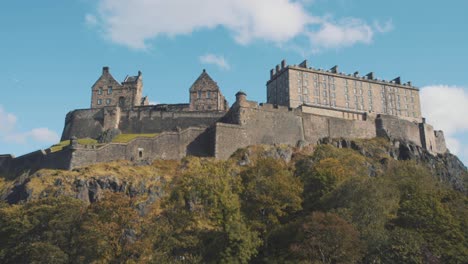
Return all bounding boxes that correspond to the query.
[276,64,280,73]
[270,69,275,78]
[281,59,287,69]
[353,71,359,77]
[330,65,338,73]
[392,77,401,85]
[366,72,374,80]
[299,60,308,68]
[103,66,109,74]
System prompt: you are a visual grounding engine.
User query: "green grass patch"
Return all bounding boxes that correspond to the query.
[111,133,159,143]
[49,138,98,153]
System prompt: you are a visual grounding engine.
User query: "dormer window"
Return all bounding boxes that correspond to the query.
[107,86,113,95]
[98,87,103,95]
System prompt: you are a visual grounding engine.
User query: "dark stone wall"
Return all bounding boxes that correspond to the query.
[376,115,422,147]
[0,149,72,179]
[61,107,225,140]
[69,127,209,169]
[119,109,225,134]
[61,109,104,140]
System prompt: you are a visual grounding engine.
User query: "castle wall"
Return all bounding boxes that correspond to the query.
[434,131,447,154]
[0,149,72,178]
[302,114,376,144]
[61,107,225,141]
[61,108,104,141]
[118,108,225,134]
[214,123,248,159]
[240,103,304,146]
[376,115,422,146]
[69,127,209,169]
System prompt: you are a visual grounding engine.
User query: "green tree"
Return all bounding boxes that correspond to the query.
[290,212,364,264]
[0,197,84,263]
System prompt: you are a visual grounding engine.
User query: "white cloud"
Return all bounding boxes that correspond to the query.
[420,85,468,156]
[88,0,391,52]
[199,54,231,70]
[0,106,59,146]
[307,18,373,51]
[373,19,394,33]
[85,13,98,27]
[0,106,17,133]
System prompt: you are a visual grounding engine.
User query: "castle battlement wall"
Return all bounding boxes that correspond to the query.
[69,127,211,169]
[61,107,225,141]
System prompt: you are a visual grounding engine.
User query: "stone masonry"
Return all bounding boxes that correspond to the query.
[0,62,449,177]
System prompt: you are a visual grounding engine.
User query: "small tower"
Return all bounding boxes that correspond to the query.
[90,67,145,109]
[189,69,228,111]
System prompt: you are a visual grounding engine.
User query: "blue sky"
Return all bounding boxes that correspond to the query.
[0,0,467,165]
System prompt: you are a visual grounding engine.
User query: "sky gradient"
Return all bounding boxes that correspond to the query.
[1,0,467,165]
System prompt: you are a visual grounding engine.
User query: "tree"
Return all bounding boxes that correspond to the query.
[240,158,302,233]
[290,212,364,264]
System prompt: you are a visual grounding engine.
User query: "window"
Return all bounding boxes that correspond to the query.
[304,88,308,95]
[106,99,111,105]
[197,91,202,99]
[97,99,102,105]
[107,86,113,95]
[331,92,336,98]
[323,98,328,105]
[207,91,211,99]
[298,95,302,102]
[314,89,319,96]
[346,102,350,108]
[345,94,349,101]
[323,90,327,97]
[331,100,336,107]
[368,90,372,96]
[298,87,301,93]
[353,88,357,94]
[314,98,320,104]
[98,87,103,95]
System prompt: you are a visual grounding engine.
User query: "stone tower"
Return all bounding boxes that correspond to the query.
[189,69,229,111]
[91,67,147,109]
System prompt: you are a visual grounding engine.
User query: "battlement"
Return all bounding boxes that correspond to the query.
[268,59,416,89]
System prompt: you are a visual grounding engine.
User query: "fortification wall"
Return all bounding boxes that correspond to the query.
[376,115,422,146]
[119,108,224,134]
[61,107,225,140]
[0,149,72,178]
[434,131,447,154]
[302,114,376,144]
[61,108,104,140]
[69,127,209,169]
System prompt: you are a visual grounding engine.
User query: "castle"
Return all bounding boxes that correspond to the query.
[0,60,447,177]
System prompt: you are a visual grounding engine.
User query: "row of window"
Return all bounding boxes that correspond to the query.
[97,86,113,95]
[97,98,112,105]
[197,90,214,99]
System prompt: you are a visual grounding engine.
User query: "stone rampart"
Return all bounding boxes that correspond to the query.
[69,127,209,169]
[376,115,423,147]
[61,106,225,140]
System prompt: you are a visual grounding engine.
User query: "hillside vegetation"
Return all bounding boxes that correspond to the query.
[0,139,467,263]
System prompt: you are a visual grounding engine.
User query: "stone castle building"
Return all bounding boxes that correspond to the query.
[267,60,421,122]
[0,60,448,177]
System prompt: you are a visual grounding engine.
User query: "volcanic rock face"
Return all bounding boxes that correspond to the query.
[318,138,467,193]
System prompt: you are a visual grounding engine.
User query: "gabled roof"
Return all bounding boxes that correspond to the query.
[189,69,220,92]
[91,69,121,89]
